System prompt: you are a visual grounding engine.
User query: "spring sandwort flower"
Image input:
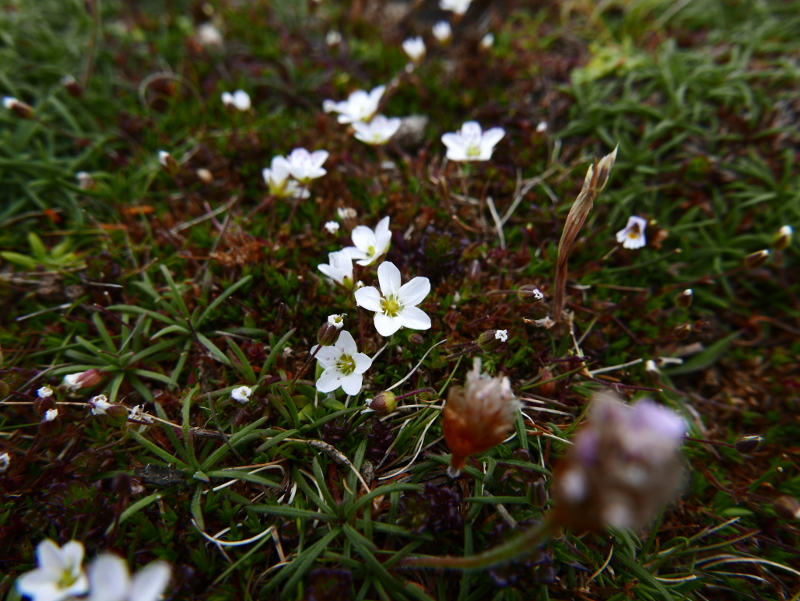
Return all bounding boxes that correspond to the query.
[402,37,426,64]
[221,90,251,111]
[262,156,310,199]
[231,386,252,403]
[323,85,385,124]
[0,452,9,473]
[312,331,372,395]
[616,216,648,249]
[16,539,89,601]
[354,261,431,336]
[318,250,355,289]
[352,115,401,145]
[283,148,328,183]
[324,221,340,234]
[432,21,453,44]
[86,553,171,601]
[344,216,392,266]
[441,121,505,161]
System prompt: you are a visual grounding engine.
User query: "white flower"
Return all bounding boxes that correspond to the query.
[262,156,310,199]
[328,314,345,329]
[157,151,171,168]
[536,121,548,132]
[318,250,354,289]
[311,331,372,395]
[16,539,89,601]
[322,85,385,124]
[44,408,59,422]
[354,261,431,337]
[221,90,251,111]
[645,360,659,373]
[283,148,328,183]
[440,0,472,15]
[324,221,340,234]
[337,207,357,220]
[352,115,401,146]
[344,216,392,266]
[616,216,648,249]
[76,172,94,189]
[128,405,153,424]
[231,386,252,403]
[196,23,223,48]
[0,452,10,473]
[3,96,18,109]
[326,30,342,47]
[86,553,171,601]
[480,33,494,49]
[432,21,452,44]
[441,121,505,161]
[88,395,112,415]
[37,386,53,399]
[402,37,426,64]
[495,330,508,342]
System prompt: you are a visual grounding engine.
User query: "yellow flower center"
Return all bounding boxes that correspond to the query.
[380,295,402,317]
[336,354,355,375]
[58,568,78,590]
[466,145,481,158]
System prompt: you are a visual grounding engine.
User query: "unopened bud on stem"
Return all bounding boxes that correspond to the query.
[476,329,508,353]
[3,97,35,119]
[517,285,544,303]
[158,151,180,176]
[675,289,693,308]
[772,226,792,251]
[672,322,692,340]
[318,314,345,346]
[734,434,764,454]
[365,391,397,414]
[743,250,770,269]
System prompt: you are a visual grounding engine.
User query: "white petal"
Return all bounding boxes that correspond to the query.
[440,132,462,150]
[369,85,386,105]
[398,276,430,307]
[333,330,358,355]
[36,539,66,572]
[315,346,342,368]
[374,313,402,336]
[15,571,63,601]
[352,352,373,375]
[481,127,505,148]
[318,264,345,284]
[398,306,432,330]
[343,245,369,261]
[354,286,383,312]
[61,541,85,572]
[270,157,291,182]
[322,99,337,113]
[129,562,171,601]
[377,261,402,296]
[446,147,469,161]
[615,227,630,244]
[350,225,377,253]
[310,150,329,168]
[87,555,131,601]
[317,368,344,393]
[373,216,392,253]
[340,373,364,396]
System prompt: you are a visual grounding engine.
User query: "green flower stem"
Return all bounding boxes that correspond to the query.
[401,514,557,571]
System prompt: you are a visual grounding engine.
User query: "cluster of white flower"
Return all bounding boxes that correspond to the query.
[262,148,328,199]
[324,85,400,146]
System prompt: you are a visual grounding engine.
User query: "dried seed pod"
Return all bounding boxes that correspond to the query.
[672,322,692,340]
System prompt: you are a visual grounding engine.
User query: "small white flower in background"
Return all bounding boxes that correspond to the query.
[536,121,548,132]
[37,386,53,399]
[61,74,76,87]
[402,37,426,64]
[221,90,251,112]
[283,148,328,183]
[312,331,372,395]
[441,121,505,161]
[495,330,508,343]
[323,85,385,124]
[88,395,112,416]
[480,33,494,49]
[16,539,89,601]
[352,115,401,146]
[532,316,555,329]
[76,171,94,190]
[231,386,252,404]
[440,0,472,14]
[326,30,342,47]
[282,346,293,358]
[3,96,17,109]
[645,359,660,373]
[337,207,357,221]
[354,261,431,337]
[344,216,392,266]
[318,250,355,289]
[616,216,648,249]
[196,22,223,48]
[432,21,452,44]
[328,314,345,329]
[86,553,171,601]
[44,408,59,422]
[128,405,153,424]
[157,151,171,168]
[0,452,10,473]
[262,156,310,199]
[324,221,340,234]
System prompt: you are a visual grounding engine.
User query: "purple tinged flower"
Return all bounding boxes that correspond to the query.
[616,216,648,249]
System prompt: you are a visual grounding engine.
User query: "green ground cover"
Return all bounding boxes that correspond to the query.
[1,0,798,599]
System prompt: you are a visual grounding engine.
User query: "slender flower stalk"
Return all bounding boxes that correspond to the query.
[552,146,618,320]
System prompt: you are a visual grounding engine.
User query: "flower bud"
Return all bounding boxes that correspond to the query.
[34,394,56,417]
[772,225,792,251]
[61,74,83,98]
[40,408,63,436]
[672,322,692,340]
[37,386,54,399]
[318,314,345,346]
[3,97,35,119]
[62,369,103,392]
[537,368,555,397]
[365,391,397,414]
[196,168,214,184]
[476,329,508,353]
[743,249,769,269]
[773,495,800,520]
[0,452,10,474]
[594,146,618,193]
[517,285,544,303]
[675,289,693,308]
[734,434,764,454]
[158,151,180,176]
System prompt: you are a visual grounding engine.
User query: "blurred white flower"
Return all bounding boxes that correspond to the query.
[196,23,223,48]
[323,85,385,124]
[318,250,355,289]
[432,21,452,44]
[16,539,89,601]
[221,90,251,111]
[158,151,172,168]
[440,0,472,14]
[128,405,153,424]
[88,395,112,416]
[326,30,342,47]
[441,121,505,161]
[87,553,171,601]
[402,37,426,64]
[44,408,59,422]
[262,156,310,199]
[76,171,95,190]
[324,221,340,234]
[616,216,648,249]
[344,216,392,266]
[0,452,9,473]
[283,148,328,183]
[231,386,252,403]
[480,32,494,49]
[352,115,401,146]
[536,121,548,133]
[495,330,508,342]
[37,386,53,399]
[312,331,372,395]
[337,207,357,220]
[354,261,431,336]
[328,314,345,329]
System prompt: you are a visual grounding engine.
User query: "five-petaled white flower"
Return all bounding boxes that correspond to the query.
[221,90,251,112]
[86,553,171,601]
[352,115,401,146]
[328,314,345,329]
[283,148,328,183]
[402,37,426,64]
[312,330,372,395]
[37,386,53,399]
[440,0,472,15]
[324,221,340,234]
[88,395,112,416]
[432,21,452,44]
[616,216,648,249]
[262,156,309,199]
[495,330,508,342]
[441,121,505,161]
[344,216,392,266]
[16,539,89,601]
[354,261,431,337]
[318,250,355,289]
[323,85,385,124]
[231,386,252,403]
